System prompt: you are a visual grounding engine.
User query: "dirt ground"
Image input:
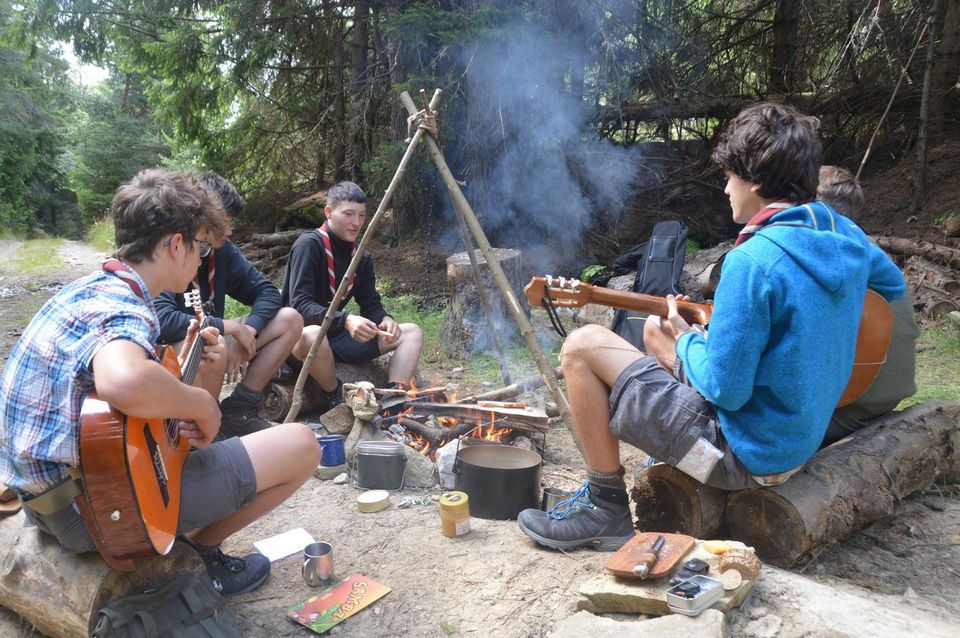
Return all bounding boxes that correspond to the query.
[0,209,958,637]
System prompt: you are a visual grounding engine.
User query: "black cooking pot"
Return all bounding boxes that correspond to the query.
[453,443,542,520]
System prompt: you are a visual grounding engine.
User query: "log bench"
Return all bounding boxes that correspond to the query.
[0,512,203,637]
[631,400,960,567]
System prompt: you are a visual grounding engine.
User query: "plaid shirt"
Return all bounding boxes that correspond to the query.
[0,267,159,496]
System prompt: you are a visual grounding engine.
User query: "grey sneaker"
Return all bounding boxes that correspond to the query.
[219,396,272,438]
[517,482,634,551]
[183,539,271,595]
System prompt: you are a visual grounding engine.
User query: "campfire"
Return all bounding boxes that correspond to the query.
[361,382,547,459]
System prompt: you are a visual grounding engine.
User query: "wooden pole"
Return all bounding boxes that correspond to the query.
[399,90,582,455]
[283,89,443,423]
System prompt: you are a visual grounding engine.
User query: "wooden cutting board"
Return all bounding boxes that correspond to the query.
[605,532,696,579]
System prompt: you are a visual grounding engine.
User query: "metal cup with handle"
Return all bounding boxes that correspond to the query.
[302,541,335,587]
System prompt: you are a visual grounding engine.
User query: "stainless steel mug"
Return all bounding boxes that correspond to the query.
[302,541,335,587]
[541,487,572,511]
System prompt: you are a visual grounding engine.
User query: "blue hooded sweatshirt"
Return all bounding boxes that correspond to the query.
[676,202,905,475]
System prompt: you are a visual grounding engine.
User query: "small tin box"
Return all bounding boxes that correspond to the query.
[665,575,724,616]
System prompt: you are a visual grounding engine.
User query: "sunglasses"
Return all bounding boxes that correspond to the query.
[163,236,213,259]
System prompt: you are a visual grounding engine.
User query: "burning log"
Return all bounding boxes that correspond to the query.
[409,402,549,431]
[477,401,529,409]
[373,385,448,398]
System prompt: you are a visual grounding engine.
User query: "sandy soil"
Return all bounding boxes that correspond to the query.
[0,236,957,638]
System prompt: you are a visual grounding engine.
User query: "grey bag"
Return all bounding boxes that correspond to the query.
[92,573,240,638]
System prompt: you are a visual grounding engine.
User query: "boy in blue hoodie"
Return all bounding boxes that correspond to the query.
[517,103,906,551]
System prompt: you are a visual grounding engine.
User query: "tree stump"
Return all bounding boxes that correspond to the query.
[0,513,202,637]
[726,400,960,567]
[631,463,728,539]
[441,248,524,355]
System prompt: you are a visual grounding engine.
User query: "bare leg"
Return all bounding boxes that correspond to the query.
[378,323,423,386]
[292,326,338,392]
[242,308,303,392]
[643,315,677,373]
[190,423,320,546]
[561,325,648,473]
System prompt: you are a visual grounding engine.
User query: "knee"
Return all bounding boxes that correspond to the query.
[289,423,322,466]
[276,307,304,335]
[401,323,422,346]
[561,325,609,370]
[296,326,330,356]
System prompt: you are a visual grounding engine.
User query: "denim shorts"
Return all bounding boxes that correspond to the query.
[22,437,257,553]
[608,356,759,491]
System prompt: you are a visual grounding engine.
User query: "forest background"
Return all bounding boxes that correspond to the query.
[2,0,959,271]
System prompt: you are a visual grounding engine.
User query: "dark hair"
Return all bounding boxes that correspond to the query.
[818,165,864,221]
[112,169,228,263]
[712,103,822,201]
[198,170,245,218]
[326,181,367,209]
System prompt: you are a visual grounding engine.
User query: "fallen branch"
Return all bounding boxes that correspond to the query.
[874,236,960,268]
[455,368,563,405]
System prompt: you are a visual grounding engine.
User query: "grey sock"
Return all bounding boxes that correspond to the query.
[230,383,262,404]
[586,466,627,491]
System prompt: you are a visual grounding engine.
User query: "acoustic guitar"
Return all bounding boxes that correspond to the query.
[523,276,893,408]
[77,290,207,570]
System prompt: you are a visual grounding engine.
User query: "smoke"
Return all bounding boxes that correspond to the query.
[451,15,643,276]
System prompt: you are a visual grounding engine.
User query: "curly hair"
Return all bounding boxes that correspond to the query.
[112,169,228,263]
[712,103,822,201]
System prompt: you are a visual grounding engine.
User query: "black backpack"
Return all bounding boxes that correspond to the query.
[609,220,688,350]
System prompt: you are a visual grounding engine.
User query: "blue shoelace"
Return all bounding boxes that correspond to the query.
[547,481,595,520]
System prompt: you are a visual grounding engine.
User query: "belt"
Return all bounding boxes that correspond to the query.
[20,469,83,516]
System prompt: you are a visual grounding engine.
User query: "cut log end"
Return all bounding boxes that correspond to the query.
[725,488,812,567]
[631,463,727,539]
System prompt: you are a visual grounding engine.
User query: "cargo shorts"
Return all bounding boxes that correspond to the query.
[22,437,257,554]
[608,355,761,491]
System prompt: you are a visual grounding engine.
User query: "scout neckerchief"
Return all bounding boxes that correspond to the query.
[734,200,801,246]
[317,222,357,301]
[102,258,146,300]
[193,255,215,301]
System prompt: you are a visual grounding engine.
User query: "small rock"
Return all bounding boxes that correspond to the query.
[748,605,769,620]
[314,463,348,480]
[333,472,349,484]
[449,367,464,378]
[903,586,919,599]
[743,614,782,638]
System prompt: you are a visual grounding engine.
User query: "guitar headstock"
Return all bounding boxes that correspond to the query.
[524,276,591,309]
[182,287,207,324]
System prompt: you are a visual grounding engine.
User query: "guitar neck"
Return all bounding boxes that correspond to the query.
[585,287,713,325]
[180,316,209,386]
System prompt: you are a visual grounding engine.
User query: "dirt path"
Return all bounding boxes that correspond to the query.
[0,240,957,637]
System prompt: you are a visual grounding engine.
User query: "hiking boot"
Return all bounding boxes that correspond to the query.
[186,540,271,595]
[219,395,273,438]
[517,481,634,551]
[323,379,344,411]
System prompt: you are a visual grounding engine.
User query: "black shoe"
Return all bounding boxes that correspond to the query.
[272,362,295,383]
[219,396,273,438]
[323,379,344,410]
[517,481,634,551]
[197,545,270,595]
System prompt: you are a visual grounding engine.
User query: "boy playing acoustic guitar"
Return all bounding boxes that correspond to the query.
[0,169,320,593]
[517,103,906,551]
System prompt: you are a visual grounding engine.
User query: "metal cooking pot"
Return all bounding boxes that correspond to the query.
[453,443,542,520]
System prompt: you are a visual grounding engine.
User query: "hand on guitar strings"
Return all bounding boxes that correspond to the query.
[196,325,226,373]
[176,419,213,447]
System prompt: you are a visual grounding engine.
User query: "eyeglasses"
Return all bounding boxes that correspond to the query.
[162,236,213,259]
[196,239,213,259]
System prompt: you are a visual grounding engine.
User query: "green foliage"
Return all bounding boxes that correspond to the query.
[12,238,63,272]
[685,239,701,255]
[0,2,81,237]
[224,297,252,321]
[65,74,171,223]
[85,215,114,252]
[580,264,608,282]
[899,325,960,408]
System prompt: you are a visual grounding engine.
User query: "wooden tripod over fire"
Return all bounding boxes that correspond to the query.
[283,89,581,455]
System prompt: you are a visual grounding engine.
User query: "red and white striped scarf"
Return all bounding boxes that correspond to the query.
[733,200,799,246]
[193,255,215,300]
[317,223,357,301]
[102,258,146,300]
